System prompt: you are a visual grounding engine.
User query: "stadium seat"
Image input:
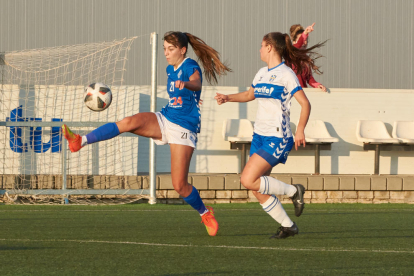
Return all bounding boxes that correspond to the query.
[356,120,399,175]
[222,119,254,142]
[222,119,254,171]
[293,120,339,175]
[392,121,414,144]
[304,120,339,144]
[356,120,399,144]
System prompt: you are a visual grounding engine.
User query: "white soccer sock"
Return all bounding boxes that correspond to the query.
[81,136,88,147]
[258,176,297,197]
[260,195,293,227]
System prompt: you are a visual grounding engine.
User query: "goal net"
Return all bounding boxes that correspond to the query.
[0,35,152,204]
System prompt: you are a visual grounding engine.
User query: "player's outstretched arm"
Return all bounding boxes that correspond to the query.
[293,90,311,150]
[214,86,255,105]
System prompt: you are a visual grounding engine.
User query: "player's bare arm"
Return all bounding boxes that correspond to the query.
[214,86,255,105]
[293,89,311,150]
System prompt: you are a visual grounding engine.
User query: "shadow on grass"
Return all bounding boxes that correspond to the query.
[166,272,231,276]
[300,232,414,239]
[0,246,47,251]
[219,233,270,237]
[303,211,414,216]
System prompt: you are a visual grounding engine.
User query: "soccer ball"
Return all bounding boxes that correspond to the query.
[84,82,112,112]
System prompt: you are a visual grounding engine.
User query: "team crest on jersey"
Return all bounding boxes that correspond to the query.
[269,75,277,82]
[177,70,182,78]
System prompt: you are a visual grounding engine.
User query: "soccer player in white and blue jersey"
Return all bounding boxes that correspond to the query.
[62,31,231,236]
[216,32,324,239]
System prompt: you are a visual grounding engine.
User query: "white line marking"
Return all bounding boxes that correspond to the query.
[0,238,412,254]
[0,209,413,212]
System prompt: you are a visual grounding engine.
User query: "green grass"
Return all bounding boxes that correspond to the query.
[1,203,414,275]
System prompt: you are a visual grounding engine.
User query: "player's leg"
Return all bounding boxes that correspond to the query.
[169,144,218,236]
[250,168,272,204]
[241,155,298,238]
[247,134,293,228]
[245,135,297,201]
[62,112,162,152]
[241,156,297,196]
[169,143,195,198]
[244,136,305,216]
[254,173,305,217]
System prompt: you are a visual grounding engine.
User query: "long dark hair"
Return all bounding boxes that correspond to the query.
[163,31,232,84]
[289,24,304,42]
[263,32,326,75]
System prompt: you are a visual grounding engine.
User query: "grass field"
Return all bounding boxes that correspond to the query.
[1,203,413,275]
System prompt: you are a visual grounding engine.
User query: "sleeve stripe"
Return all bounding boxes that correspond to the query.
[251,84,255,88]
[291,86,302,95]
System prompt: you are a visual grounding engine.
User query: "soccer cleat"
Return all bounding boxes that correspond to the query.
[201,206,219,236]
[61,124,82,152]
[270,222,299,239]
[290,184,305,217]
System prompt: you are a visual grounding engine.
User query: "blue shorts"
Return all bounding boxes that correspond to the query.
[250,133,294,167]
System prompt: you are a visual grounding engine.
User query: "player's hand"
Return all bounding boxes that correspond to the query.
[318,84,327,92]
[304,23,315,34]
[214,93,229,105]
[294,130,306,150]
[199,99,203,106]
[175,80,186,90]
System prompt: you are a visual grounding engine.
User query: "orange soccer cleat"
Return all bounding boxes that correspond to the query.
[61,124,82,152]
[201,206,219,236]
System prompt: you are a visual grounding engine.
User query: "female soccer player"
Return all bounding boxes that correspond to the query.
[62,31,231,236]
[215,32,324,239]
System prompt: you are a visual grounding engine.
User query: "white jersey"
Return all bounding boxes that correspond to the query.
[251,62,302,138]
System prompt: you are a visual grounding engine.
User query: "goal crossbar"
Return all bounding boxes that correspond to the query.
[1,189,149,196]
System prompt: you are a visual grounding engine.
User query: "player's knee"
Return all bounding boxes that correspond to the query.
[118,116,137,133]
[240,174,254,190]
[173,182,191,197]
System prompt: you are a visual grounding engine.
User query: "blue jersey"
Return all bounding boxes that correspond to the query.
[160,58,202,133]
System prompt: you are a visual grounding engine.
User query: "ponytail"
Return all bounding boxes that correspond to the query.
[163,31,232,84]
[263,32,326,75]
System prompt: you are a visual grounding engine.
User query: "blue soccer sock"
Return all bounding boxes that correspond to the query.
[84,123,120,145]
[183,186,208,216]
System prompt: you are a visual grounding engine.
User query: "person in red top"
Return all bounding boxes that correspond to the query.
[290,23,327,92]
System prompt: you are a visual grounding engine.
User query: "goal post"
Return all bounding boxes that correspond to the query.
[0,33,159,204]
[149,32,158,205]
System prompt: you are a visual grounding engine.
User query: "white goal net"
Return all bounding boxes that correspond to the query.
[0,35,153,204]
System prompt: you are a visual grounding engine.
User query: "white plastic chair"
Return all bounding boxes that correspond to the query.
[356,120,399,175]
[292,120,338,175]
[222,119,254,172]
[392,121,414,144]
[303,120,339,143]
[356,120,399,144]
[222,119,253,142]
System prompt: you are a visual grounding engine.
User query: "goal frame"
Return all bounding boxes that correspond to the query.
[0,33,158,204]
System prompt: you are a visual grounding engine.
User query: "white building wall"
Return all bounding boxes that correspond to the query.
[1,86,413,175]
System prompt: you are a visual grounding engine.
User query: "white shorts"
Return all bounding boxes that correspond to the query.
[154,112,197,148]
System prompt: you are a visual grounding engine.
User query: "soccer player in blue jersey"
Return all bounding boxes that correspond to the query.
[62,31,231,236]
[215,32,325,239]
